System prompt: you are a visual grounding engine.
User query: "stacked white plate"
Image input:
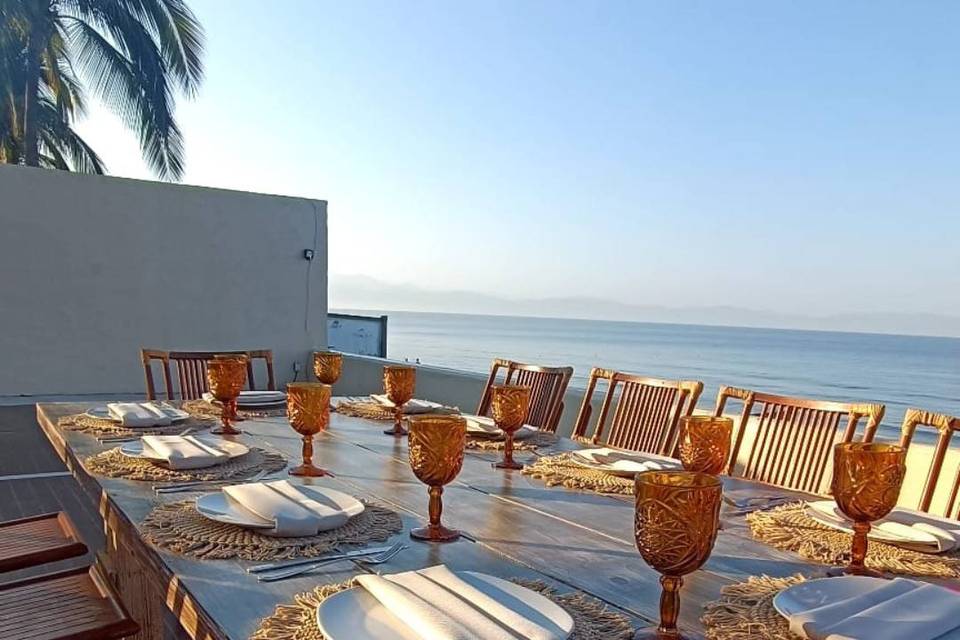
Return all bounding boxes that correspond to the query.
[86,404,190,424]
[462,414,537,441]
[567,448,682,477]
[774,576,960,639]
[805,500,960,553]
[316,568,574,640]
[202,390,287,408]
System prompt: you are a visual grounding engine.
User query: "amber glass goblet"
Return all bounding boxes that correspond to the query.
[286,382,332,477]
[383,365,416,437]
[207,356,247,435]
[677,416,734,475]
[634,471,722,639]
[313,351,343,385]
[830,442,906,576]
[491,385,531,470]
[408,415,466,542]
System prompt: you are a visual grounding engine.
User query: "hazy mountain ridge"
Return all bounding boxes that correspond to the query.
[330,274,960,338]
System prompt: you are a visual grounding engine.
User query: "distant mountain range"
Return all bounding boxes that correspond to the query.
[329,274,960,338]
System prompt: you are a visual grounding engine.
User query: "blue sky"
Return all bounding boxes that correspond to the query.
[76,1,960,318]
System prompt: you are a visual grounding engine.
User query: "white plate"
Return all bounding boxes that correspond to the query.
[462,414,537,440]
[195,484,364,535]
[805,501,954,552]
[316,570,574,640]
[773,575,889,617]
[202,391,287,408]
[119,437,249,464]
[86,404,190,424]
[568,448,682,478]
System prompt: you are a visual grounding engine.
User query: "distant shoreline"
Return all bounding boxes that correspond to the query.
[332,307,960,342]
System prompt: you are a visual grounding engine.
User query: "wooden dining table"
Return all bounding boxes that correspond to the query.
[35,401,870,640]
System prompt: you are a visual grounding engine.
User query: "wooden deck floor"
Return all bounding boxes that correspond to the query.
[0,405,103,582]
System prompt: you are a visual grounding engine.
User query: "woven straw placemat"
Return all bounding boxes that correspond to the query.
[83,447,286,482]
[466,431,558,452]
[747,502,960,578]
[333,399,460,421]
[182,398,287,419]
[522,453,635,495]
[701,574,807,640]
[59,412,215,438]
[251,577,634,640]
[143,500,403,561]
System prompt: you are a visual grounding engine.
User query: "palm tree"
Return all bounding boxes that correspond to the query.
[0,0,204,180]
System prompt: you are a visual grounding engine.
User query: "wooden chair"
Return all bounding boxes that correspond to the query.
[0,557,138,639]
[0,512,87,574]
[477,358,574,433]
[715,385,885,494]
[571,368,703,456]
[898,408,960,518]
[141,349,276,401]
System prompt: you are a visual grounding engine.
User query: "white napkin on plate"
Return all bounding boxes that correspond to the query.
[464,414,500,435]
[222,480,349,536]
[789,578,960,640]
[357,565,566,640]
[141,436,228,470]
[570,448,682,475]
[807,501,960,553]
[370,394,438,414]
[107,402,171,427]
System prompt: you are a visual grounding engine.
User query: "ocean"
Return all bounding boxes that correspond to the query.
[351,310,959,443]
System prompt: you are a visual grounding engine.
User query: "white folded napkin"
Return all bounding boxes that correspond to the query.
[807,501,960,553]
[202,390,286,405]
[370,394,438,414]
[107,402,171,427]
[789,578,960,640]
[222,480,349,536]
[464,414,499,434]
[141,436,228,470]
[357,565,567,640]
[571,448,682,475]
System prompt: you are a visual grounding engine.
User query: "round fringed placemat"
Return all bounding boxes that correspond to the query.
[466,431,558,452]
[251,577,635,640]
[522,453,634,495]
[747,502,960,578]
[333,399,460,421]
[701,574,807,640]
[83,447,286,482]
[142,500,403,561]
[182,398,287,419]
[58,413,215,438]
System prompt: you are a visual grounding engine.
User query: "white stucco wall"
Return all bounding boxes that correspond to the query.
[0,165,327,397]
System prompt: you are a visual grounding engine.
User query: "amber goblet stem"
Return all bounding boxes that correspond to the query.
[848,521,871,574]
[289,435,331,477]
[495,430,522,470]
[428,486,444,530]
[658,575,682,637]
[385,406,408,437]
[218,398,241,435]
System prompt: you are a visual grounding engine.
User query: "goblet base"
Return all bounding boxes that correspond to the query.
[493,459,524,470]
[633,628,686,639]
[410,524,460,542]
[288,463,331,477]
[827,564,885,578]
[212,425,242,436]
[383,426,408,437]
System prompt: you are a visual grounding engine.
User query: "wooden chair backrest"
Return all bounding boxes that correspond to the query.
[477,358,574,433]
[715,385,884,494]
[572,368,703,456]
[899,408,960,518]
[141,349,276,401]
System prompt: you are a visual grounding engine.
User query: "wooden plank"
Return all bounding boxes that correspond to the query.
[0,512,88,574]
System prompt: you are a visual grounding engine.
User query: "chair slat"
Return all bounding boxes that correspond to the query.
[899,408,960,518]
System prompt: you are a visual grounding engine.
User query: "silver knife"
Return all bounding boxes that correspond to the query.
[246,546,393,573]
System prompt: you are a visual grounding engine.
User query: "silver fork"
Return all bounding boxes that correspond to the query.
[154,469,270,493]
[257,543,407,582]
[722,494,792,509]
